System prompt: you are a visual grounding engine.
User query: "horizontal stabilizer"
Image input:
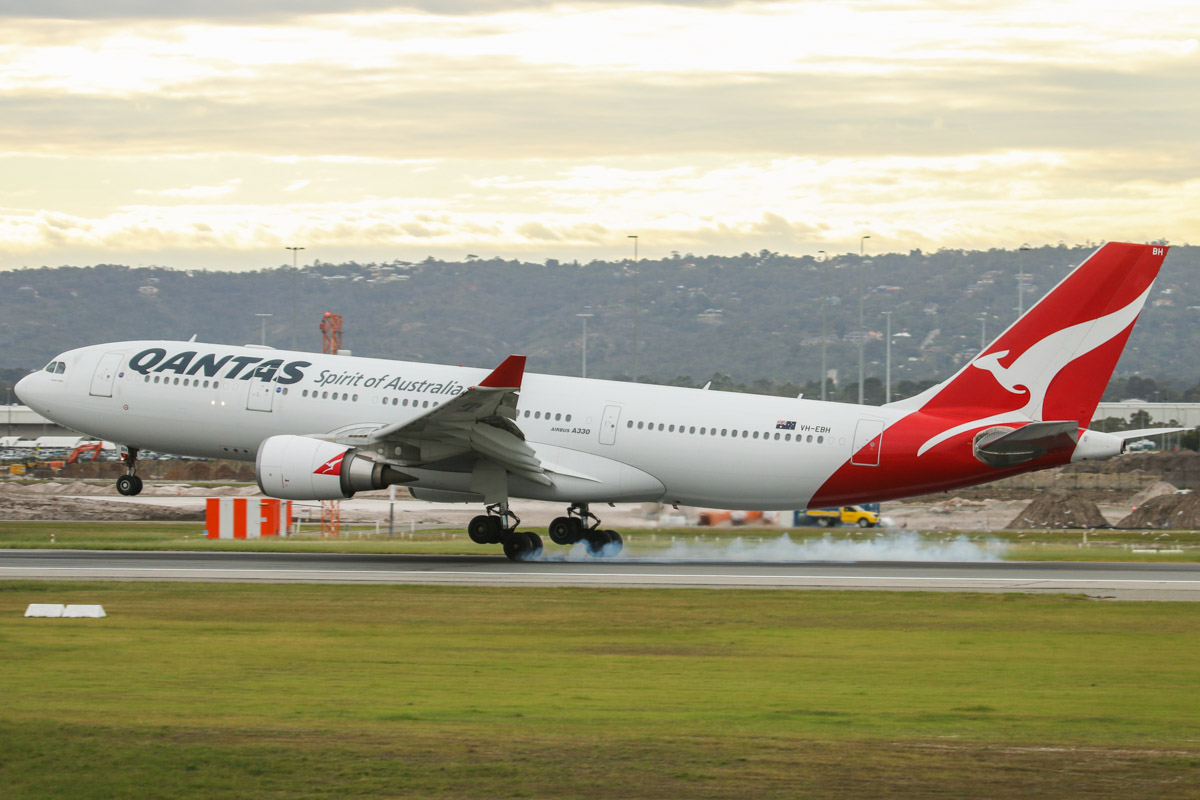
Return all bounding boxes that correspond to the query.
[1115,427,1192,440]
[973,420,1079,469]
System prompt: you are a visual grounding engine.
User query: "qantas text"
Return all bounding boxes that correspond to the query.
[128,348,311,385]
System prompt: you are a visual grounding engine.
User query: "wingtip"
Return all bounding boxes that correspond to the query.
[478,354,526,389]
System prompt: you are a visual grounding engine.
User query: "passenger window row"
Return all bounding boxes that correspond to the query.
[141,374,305,397]
[298,389,441,408]
[625,419,826,444]
[301,388,359,402]
[143,374,224,390]
[521,410,573,423]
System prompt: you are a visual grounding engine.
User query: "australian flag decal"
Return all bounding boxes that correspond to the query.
[776,420,796,430]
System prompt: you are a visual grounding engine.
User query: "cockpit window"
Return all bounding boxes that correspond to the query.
[45,361,57,373]
[54,362,66,374]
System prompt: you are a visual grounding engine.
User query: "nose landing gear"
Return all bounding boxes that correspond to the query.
[115,446,143,496]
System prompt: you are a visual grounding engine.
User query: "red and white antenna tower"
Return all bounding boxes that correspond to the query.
[319,311,344,536]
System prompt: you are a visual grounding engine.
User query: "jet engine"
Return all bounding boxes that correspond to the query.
[256,434,411,500]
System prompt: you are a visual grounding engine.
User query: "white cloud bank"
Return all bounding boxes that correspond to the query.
[0,1,1197,268]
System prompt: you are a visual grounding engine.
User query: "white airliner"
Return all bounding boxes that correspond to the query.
[15,242,1178,560]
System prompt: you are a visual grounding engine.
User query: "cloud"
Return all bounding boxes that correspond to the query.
[0,1,752,21]
[0,2,1198,269]
[136,180,242,199]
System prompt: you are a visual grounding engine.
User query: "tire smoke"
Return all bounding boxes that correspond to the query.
[535,531,1005,563]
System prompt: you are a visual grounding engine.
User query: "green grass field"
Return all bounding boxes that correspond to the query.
[2,582,1198,799]
[2,520,1199,562]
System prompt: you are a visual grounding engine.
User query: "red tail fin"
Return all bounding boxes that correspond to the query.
[893,243,1168,424]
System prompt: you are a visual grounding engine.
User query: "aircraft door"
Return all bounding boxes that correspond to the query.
[599,404,621,445]
[247,378,276,412]
[89,352,124,397]
[851,419,884,466]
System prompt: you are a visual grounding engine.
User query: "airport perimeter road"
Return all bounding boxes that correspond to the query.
[2,550,1200,600]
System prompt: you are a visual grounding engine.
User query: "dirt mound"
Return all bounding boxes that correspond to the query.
[1128,481,1179,508]
[1116,492,1200,529]
[1065,451,1200,488]
[0,494,204,521]
[58,459,256,482]
[1006,491,1108,529]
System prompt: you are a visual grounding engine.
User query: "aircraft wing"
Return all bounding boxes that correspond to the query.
[321,355,550,486]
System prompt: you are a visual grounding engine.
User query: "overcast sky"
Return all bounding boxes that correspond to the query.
[1,0,1197,270]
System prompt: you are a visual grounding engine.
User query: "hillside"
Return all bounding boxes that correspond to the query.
[2,243,1196,404]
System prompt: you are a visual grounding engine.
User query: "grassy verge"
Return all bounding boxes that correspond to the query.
[2,520,1200,562]
[2,582,1199,799]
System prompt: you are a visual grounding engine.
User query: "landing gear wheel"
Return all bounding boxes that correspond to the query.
[503,530,543,561]
[116,474,143,496]
[468,515,503,544]
[584,529,614,557]
[604,530,623,557]
[523,531,543,560]
[548,516,576,545]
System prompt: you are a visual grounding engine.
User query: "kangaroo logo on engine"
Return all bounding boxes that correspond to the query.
[128,348,311,385]
[314,452,346,476]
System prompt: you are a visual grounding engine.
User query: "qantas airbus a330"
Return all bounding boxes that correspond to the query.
[16,242,1177,559]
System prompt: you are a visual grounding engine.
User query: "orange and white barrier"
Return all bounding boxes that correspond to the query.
[205,497,293,539]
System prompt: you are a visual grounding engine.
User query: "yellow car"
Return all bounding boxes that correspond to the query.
[801,505,880,528]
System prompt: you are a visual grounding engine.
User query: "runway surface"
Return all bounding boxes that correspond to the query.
[2,550,1199,600]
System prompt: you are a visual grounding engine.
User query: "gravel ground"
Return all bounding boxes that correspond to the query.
[0,478,1142,530]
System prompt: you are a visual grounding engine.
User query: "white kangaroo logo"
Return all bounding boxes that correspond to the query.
[917,284,1153,456]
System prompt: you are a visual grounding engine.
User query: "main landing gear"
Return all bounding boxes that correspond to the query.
[548,503,623,558]
[115,446,143,497]
[468,502,624,561]
[468,503,543,561]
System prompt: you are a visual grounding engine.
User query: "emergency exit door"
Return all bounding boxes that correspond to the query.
[851,419,884,466]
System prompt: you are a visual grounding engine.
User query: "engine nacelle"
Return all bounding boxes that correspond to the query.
[256,434,411,500]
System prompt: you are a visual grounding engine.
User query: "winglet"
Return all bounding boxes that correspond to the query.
[477,355,526,389]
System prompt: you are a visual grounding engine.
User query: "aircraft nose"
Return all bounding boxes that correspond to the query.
[14,371,42,408]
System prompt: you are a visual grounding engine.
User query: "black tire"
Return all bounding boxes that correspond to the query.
[548,516,575,545]
[604,530,623,557]
[817,517,834,528]
[116,475,140,496]
[468,515,492,544]
[858,518,871,528]
[584,529,613,557]
[502,534,523,561]
[523,531,544,560]
[130,475,144,495]
[503,530,540,561]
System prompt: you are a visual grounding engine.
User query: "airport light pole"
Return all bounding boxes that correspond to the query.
[818,250,827,401]
[628,235,639,383]
[286,246,304,350]
[256,313,272,346]
[858,235,871,405]
[577,313,593,378]
[1017,244,1032,317]
[882,310,893,404]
